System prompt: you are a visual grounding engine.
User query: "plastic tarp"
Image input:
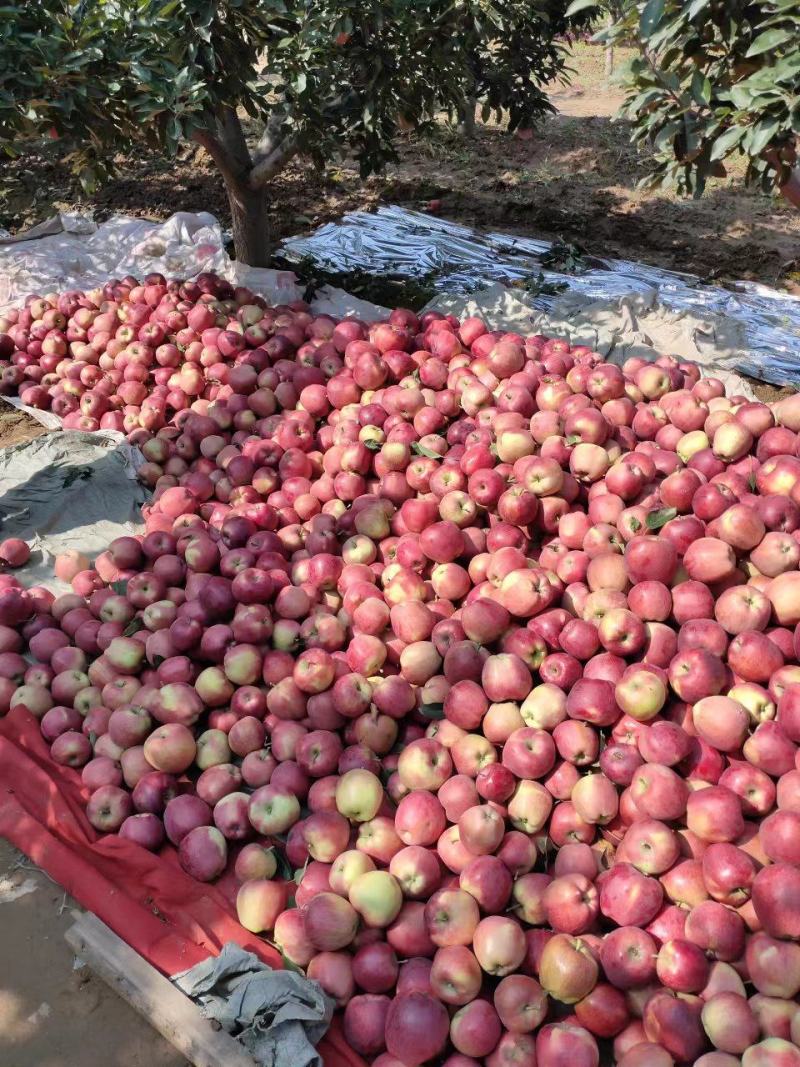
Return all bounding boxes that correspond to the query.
[0,210,303,311]
[281,203,800,390]
[0,705,361,1067]
[0,430,148,591]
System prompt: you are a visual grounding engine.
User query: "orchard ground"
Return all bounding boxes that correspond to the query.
[0,838,187,1067]
[3,43,800,294]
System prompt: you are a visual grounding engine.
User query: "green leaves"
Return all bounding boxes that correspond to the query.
[564,0,599,15]
[639,0,665,37]
[601,0,800,199]
[2,0,578,201]
[690,70,711,106]
[646,506,677,531]
[419,702,445,720]
[746,28,795,56]
[412,441,443,460]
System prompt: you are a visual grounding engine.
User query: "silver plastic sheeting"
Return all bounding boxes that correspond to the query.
[282,205,800,388]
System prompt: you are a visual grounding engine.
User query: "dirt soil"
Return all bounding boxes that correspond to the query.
[0,406,49,449]
[0,839,187,1067]
[2,44,799,294]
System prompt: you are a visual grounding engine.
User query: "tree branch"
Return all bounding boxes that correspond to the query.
[192,108,252,190]
[218,106,252,172]
[254,105,289,159]
[248,89,358,189]
[248,135,299,189]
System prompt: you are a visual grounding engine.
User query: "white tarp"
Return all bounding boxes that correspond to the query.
[0,431,147,591]
[422,284,756,399]
[0,211,302,310]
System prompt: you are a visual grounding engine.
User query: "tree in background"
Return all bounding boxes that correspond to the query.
[569,0,800,205]
[1,0,582,264]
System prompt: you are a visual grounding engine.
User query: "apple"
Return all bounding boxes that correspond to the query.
[235,843,277,882]
[178,825,227,881]
[425,888,480,947]
[343,994,390,1057]
[543,874,599,935]
[304,891,360,951]
[746,931,800,998]
[430,945,483,1006]
[449,999,502,1058]
[751,863,800,939]
[236,879,288,933]
[86,785,133,831]
[655,938,710,993]
[248,785,301,835]
[599,926,657,989]
[535,1022,599,1067]
[538,933,598,1003]
[349,870,403,927]
[384,992,450,1066]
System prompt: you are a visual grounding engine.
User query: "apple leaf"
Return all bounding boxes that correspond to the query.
[293,856,310,885]
[363,439,381,451]
[111,579,129,595]
[420,702,445,720]
[274,850,295,881]
[645,507,677,531]
[264,938,304,973]
[412,442,443,460]
[123,616,147,636]
[565,0,599,14]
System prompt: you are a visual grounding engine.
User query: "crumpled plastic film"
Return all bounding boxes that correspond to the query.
[282,204,800,389]
[0,430,148,590]
[0,211,303,310]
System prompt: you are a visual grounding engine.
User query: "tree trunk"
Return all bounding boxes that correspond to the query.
[604,12,615,78]
[604,43,614,77]
[225,178,271,266]
[780,166,800,209]
[458,96,477,137]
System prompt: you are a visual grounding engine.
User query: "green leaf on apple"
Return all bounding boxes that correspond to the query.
[412,443,442,460]
[111,579,129,595]
[420,702,445,720]
[274,850,295,881]
[123,616,147,636]
[645,506,677,531]
[264,938,304,973]
[294,856,310,885]
[364,439,382,451]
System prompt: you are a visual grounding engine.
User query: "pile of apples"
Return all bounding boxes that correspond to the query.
[3,274,800,1067]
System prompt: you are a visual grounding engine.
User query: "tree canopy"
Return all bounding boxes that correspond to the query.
[1,0,581,263]
[569,0,800,201]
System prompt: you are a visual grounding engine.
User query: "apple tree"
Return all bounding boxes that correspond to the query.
[567,0,800,205]
[1,0,580,265]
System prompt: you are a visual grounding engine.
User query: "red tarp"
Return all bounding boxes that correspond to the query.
[0,706,362,1067]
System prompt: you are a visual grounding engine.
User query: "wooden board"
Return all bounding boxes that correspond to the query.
[65,912,258,1067]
